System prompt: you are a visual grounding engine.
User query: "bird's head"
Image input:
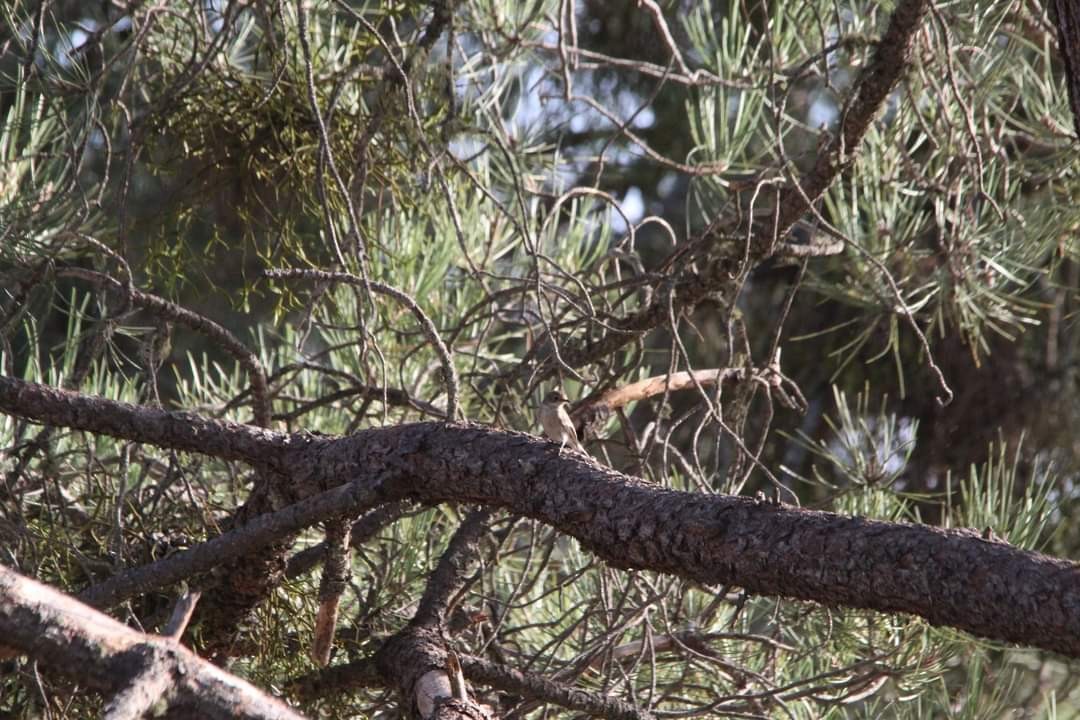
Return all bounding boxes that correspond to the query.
[543,389,568,405]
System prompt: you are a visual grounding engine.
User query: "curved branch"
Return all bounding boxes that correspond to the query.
[513,0,931,388]
[460,653,653,720]
[58,268,272,427]
[348,423,1080,659]
[413,509,495,628]
[583,368,744,412]
[266,268,460,421]
[1,375,1078,658]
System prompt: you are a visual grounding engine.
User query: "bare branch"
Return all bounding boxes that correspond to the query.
[461,652,654,720]
[0,565,305,720]
[77,458,389,610]
[58,268,272,427]
[161,588,201,639]
[311,519,352,667]
[0,373,284,465]
[515,0,933,389]
[413,509,495,628]
[266,268,460,421]
[285,501,416,578]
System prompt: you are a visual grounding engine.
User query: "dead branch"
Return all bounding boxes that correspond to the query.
[0,565,304,720]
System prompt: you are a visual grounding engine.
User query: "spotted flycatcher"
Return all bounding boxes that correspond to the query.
[538,389,586,455]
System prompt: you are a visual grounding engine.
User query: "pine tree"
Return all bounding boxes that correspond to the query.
[1,0,1078,717]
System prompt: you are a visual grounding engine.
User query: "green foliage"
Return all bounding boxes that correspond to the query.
[2,0,1079,717]
[944,438,1060,553]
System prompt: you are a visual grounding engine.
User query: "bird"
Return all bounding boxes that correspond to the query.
[538,389,586,455]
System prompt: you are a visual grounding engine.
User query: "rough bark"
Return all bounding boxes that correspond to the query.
[2,375,1079,658]
[0,565,303,720]
[1052,0,1080,138]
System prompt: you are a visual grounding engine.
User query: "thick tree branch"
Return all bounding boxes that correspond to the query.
[2,375,1079,658]
[376,510,497,716]
[1052,0,1080,138]
[0,566,304,720]
[0,374,285,466]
